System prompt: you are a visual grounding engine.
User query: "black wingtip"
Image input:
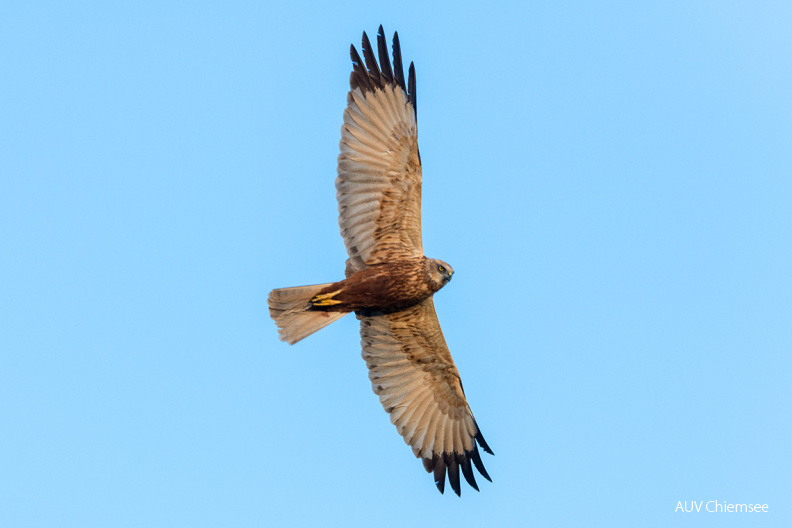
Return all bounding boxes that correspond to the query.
[423,441,491,494]
[447,454,462,496]
[460,456,479,492]
[349,26,415,113]
[471,444,492,483]
[376,25,393,83]
[391,31,406,92]
[349,44,374,93]
[433,455,446,494]
[360,31,382,88]
[476,428,494,456]
[349,43,358,65]
[422,456,434,473]
[408,61,416,115]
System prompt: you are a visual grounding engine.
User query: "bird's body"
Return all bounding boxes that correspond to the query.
[311,257,452,312]
[268,26,492,495]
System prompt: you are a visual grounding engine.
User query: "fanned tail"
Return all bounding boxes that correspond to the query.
[268,284,348,344]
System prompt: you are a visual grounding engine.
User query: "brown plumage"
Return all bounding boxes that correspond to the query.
[268,26,492,496]
[312,256,447,312]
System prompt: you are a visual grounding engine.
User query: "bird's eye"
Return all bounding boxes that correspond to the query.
[438,265,445,273]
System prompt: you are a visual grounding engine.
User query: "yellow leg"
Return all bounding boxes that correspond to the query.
[311,289,343,307]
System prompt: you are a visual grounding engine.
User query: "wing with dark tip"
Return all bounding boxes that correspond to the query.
[337,26,422,276]
[358,299,493,495]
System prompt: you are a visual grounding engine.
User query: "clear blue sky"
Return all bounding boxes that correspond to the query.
[2,1,790,527]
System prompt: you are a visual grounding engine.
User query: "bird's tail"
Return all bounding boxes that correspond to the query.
[268,283,348,345]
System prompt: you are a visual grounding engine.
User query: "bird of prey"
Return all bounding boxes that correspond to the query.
[268,26,493,496]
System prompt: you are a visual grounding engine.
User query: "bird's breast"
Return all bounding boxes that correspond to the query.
[326,258,434,312]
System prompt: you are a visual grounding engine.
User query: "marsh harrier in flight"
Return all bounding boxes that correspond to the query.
[268,26,493,495]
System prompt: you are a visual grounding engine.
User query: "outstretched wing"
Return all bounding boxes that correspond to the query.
[358,299,493,495]
[337,26,423,276]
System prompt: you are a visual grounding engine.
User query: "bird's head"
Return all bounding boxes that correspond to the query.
[427,258,454,289]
